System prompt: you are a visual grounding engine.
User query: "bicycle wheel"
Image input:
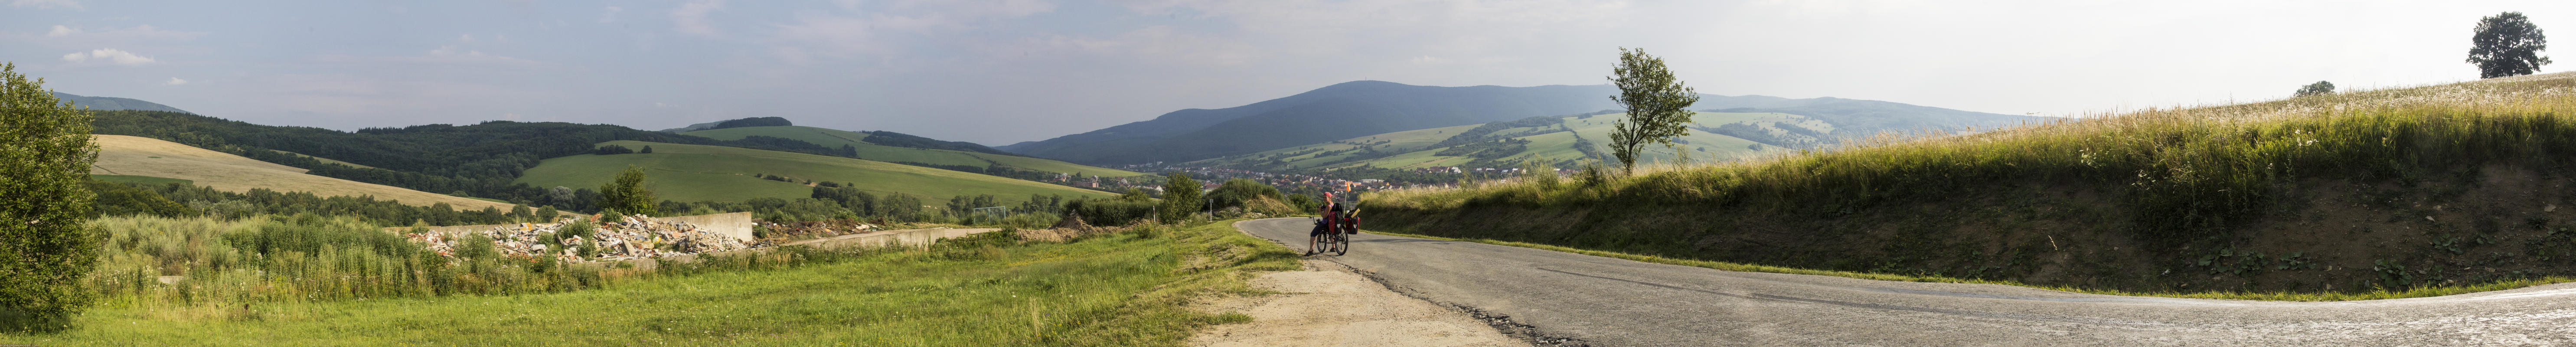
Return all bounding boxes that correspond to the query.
[1332,233,1350,255]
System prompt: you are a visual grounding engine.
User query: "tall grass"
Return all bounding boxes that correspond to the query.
[87,215,607,312]
[23,219,1300,346]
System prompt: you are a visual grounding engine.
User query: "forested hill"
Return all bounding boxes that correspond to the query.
[88,111,864,210]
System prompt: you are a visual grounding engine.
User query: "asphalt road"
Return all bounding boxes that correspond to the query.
[1237,218,2576,347]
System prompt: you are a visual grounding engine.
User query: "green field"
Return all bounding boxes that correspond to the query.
[683,126,1146,177]
[6,221,1301,346]
[514,141,1118,203]
[89,174,192,186]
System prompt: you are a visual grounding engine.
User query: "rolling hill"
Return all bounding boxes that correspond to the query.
[88,134,516,211]
[512,141,1119,204]
[680,126,1145,177]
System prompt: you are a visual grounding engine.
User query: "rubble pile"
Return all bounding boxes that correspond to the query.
[756,219,881,241]
[407,214,759,262]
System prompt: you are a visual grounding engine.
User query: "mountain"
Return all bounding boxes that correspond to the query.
[680,126,1147,177]
[1000,81,1626,165]
[1005,80,2039,166]
[54,92,191,114]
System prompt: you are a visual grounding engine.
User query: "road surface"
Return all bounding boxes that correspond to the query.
[1237,218,2576,347]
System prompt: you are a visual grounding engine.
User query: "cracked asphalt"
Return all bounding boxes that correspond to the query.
[1238,217,2576,347]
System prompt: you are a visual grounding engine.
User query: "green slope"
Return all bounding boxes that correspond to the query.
[513,141,1117,203]
[682,126,1146,177]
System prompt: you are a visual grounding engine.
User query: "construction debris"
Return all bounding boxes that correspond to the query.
[755,219,882,242]
[405,214,762,263]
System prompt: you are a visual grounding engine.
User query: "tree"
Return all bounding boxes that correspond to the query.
[0,62,101,331]
[595,165,657,216]
[546,186,577,206]
[1159,173,1201,223]
[2469,11,2552,79]
[1605,47,1701,175]
[2293,81,2336,97]
[639,145,654,154]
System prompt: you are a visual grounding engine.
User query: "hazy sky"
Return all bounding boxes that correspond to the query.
[6,0,2571,145]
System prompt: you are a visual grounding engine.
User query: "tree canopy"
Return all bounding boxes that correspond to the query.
[2294,81,2337,97]
[596,165,657,216]
[1606,47,1701,174]
[0,62,101,331]
[1160,173,1201,223]
[2469,11,2552,79]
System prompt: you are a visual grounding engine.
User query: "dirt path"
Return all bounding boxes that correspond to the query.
[1193,221,1521,347]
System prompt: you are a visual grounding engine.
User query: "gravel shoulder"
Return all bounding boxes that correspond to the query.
[1189,221,1521,347]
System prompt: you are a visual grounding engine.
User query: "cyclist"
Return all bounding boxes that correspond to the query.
[1309,199,1340,255]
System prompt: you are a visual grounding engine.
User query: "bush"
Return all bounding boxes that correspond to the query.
[1206,179,1284,213]
[1066,198,1158,226]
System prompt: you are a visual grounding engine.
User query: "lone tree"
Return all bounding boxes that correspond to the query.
[0,62,101,332]
[1160,172,1201,223]
[2468,11,2552,79]
[1606,47,1701,175]
[596,165,657,216]
[2293,81,2336,97]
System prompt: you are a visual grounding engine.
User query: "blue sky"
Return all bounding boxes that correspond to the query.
[6,0,2573,145]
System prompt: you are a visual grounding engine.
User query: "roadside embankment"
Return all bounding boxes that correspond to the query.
[1369,72,2576,298]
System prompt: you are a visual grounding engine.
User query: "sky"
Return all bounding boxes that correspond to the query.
[5,0,2573,145]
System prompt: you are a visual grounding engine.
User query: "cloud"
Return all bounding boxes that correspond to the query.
[163,77,188,85]
[35,25,209,41]
[670,0,725,37]
[8,0,79,9]
[61,49,156,65]
[598,6,623,23]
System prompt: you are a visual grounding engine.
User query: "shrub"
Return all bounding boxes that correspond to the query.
[1066,198,1157,226]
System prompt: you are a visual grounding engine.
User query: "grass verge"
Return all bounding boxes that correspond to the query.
[6,220,1298,346]
[1365,230,2576,302]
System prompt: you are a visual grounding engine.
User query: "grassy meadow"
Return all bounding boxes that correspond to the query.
[10,218,1299,346]
[513,140,1119,204]
[1367,72,2576,298]
[682,126,1148,177]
